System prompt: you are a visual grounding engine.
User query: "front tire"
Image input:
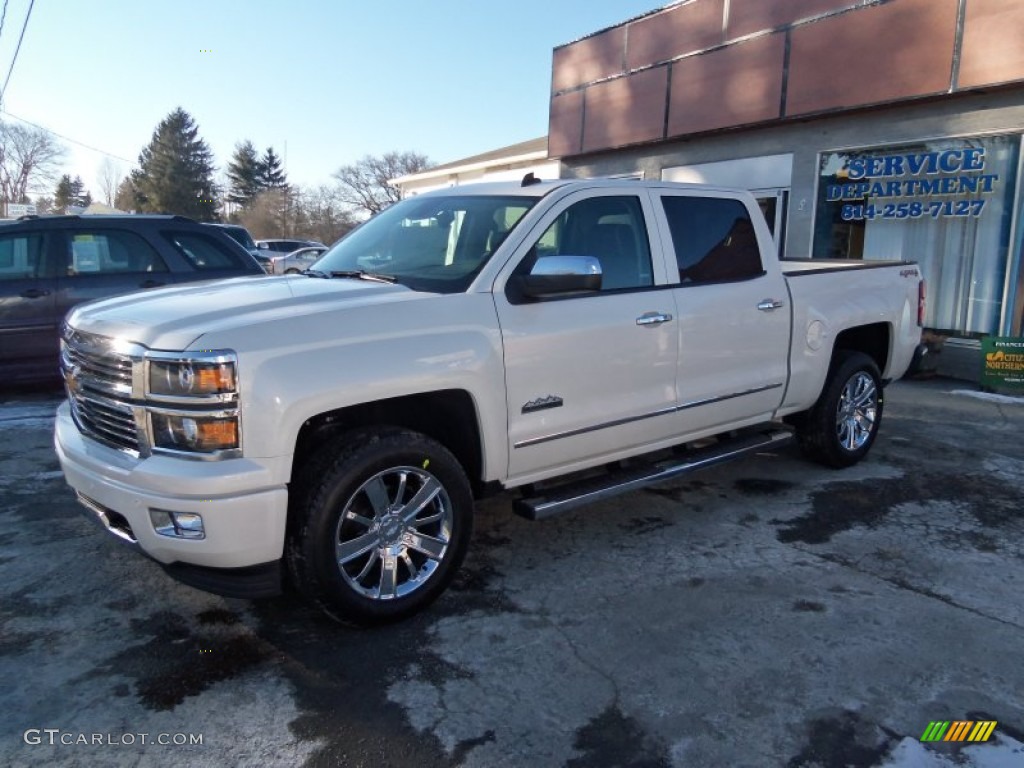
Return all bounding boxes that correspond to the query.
[795,350,884,469]
[287,428,473,624]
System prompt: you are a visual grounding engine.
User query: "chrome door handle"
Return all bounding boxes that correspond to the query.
[757,299,785,311]
[636,312,673,327]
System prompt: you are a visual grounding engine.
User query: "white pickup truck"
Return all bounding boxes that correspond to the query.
[55,179,924,623]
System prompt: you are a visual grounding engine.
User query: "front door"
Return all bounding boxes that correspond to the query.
[493,191,679,484]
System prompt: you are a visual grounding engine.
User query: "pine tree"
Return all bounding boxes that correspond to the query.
[257,147,287,190]
[54,174,74,210]
[133,107,220,221]
[70,176,91,208]
[226,140,261,208]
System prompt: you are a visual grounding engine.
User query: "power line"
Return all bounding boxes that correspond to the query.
[0,109,134,164]
[0,0,34,107]
[0,0,10,43]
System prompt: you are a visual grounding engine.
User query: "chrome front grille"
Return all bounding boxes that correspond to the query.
[68,391,140,452]
[62,343,133,396]
[61,326,142,454]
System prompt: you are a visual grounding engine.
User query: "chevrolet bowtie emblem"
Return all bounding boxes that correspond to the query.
[66,364,81,397]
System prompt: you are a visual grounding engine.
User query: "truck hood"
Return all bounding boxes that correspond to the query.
[65,275,422,350]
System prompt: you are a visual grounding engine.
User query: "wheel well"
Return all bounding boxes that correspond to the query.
[833,323,890,373]
[291,390,484,493]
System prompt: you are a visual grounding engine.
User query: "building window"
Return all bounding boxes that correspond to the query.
[813,135,1020,336]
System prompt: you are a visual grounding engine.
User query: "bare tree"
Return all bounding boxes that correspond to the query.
[332,151,430,216]
[237,188,289,240]
[97,157,123,207]
[0,120,65,206]
[293,185,358,244]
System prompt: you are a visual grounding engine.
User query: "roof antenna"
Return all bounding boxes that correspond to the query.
[521,172,541,187]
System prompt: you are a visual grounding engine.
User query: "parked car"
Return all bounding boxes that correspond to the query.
[255,239,326,274]
[54,179,924,624]
[0,214,264,384]
[266,246,328,274]
[256,238,326,254]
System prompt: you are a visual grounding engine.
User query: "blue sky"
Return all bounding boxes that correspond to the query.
[0,0,664,199]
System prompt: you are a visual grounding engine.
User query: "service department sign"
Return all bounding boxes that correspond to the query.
[981,337,1024,393]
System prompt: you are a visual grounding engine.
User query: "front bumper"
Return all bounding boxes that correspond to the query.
[55,401,289,578]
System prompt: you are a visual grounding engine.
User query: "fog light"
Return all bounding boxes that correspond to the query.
[150,509,206,539]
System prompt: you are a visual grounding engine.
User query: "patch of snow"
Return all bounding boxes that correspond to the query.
[880,735,1024,767]
[950,389,1024,405]
[0,403,59,428]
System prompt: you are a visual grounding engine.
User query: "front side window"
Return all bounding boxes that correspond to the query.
[0,232,46,280]
[661,196,764,284]
[163,231,247,270]
[523,195,653,291]
[66,230,168,275]
[314,194,537,293]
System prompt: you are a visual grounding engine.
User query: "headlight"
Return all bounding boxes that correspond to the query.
[149,360,236,397]
[151,413,239,452]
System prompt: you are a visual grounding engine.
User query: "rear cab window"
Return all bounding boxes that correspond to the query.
[660,196,765,284]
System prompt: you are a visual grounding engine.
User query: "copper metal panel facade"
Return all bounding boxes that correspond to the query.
[786,0,958,116]
[625,0,725,71]
[959,0,1024,89]
[582,67,668,153]
[548,91,585,158]
[726,0,856,40]
[668,33,785,137]
[552,27,625,93]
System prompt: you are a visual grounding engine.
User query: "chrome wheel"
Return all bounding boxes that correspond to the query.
[835,372,877,451]
[334,466,453,601]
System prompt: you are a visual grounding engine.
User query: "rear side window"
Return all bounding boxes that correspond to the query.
[0,232,46,280]
[661,196,764,284]
[65,230,168,275]
[163,231,247,270]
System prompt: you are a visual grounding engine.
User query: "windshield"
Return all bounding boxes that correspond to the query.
[311,194,537,293]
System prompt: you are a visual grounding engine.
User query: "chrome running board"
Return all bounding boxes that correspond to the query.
[513,428,794,520]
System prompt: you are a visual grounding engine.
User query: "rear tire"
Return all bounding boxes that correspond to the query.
[287,427,473,624]
[795,350,884,469]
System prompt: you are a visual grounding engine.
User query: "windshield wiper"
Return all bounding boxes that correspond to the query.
[301,269,330,278]
[330,270,397,284]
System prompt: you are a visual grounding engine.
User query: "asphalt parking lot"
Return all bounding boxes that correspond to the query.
[1,378,1023,767]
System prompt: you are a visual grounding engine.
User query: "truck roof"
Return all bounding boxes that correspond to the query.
[413,177,750,198]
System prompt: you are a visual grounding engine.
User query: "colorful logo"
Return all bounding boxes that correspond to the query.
[920,720,997,743]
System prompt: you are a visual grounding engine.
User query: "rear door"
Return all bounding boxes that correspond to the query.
[652,191,789,433]
[0,229,58,379]
[493,190,679,482]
